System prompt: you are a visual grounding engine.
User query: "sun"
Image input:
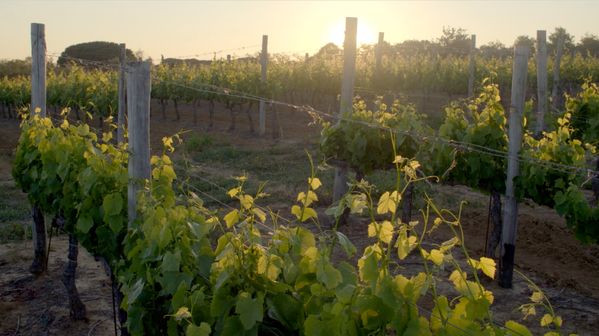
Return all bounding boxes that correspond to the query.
[328,19,377,47]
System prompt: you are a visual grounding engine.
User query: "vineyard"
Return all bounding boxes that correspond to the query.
[2,21,599,336]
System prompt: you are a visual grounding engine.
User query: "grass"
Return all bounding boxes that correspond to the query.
[0,154,32,242]
[176,134,335,208]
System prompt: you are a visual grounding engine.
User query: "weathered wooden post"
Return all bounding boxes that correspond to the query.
[259,35,268,136]
[535,30,548,136]
[117,43,127,144]
[127,61,151,225]
[551,36,565,112]
[332,17,357,203]
[468,34,476,97]
[499,45,529,288]
[30,23,47,275]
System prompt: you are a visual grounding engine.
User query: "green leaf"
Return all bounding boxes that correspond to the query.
[336,231,356,257]
[186,322,211,336]
[317,262,342,289]
[235,292,264,330]
[102,192,123,216]
[161,250,181,273]
[76,215,93,234]
[267,293,303,330]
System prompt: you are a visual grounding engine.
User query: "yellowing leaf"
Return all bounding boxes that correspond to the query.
[478,257,496,279]
[360,309,378,326]
[308,177,322,190]
[227,187,240,198]
[291,205,317,222]
[553,316,562,328]
[377,191,400,215]
[102,131,113,143]
[252,208,266,222]
[397,235,417,260]
[224,209,240,228]
[368,221,394,244]
[530,291,544,303]
[393,155,405,164]
[423,249,444,266]
[174,306,191,321]
[540,314,553,327]
[240,195,254,209]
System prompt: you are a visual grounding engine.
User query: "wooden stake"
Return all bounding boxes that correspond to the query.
[259,35,268,136]
[535,30,548,136]
[333,17,357,203]
[31,23,46,117]
[499,45,529,288]
[127,61,151,227]
[117,43,126,144]
[29,23,47,275]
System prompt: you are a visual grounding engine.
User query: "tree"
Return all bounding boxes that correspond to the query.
[394,40,440,57]
[548,27,575,54]
[479,41,510,58]
[57,41,136,68]
[577,34,599,57]
[438,27,471,56]
[513,35,535,51]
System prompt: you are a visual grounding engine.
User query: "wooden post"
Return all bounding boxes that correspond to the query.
[551,36,565,113]
[333,17,357,203]
[227,54,231,62]
[259,35,268,136]
[31,23,46,117]
[468,34,476,97]
[127,61,151,226]
[29,23,47,275]
[117,43,126,144]
[499,45,529,288]
[305,52,309,62]
[535,30,548,136]
[375,32,384,75]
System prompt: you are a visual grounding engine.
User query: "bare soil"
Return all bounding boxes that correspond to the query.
[1,97,598,335]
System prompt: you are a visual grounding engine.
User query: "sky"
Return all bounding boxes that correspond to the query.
[1,0,599,62]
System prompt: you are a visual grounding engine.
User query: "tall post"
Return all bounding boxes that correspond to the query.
[535,30,548,136]
[259,35,268,136]
[551,36,565,112]
[117,43,126,144]
[127,61,151,226]
[29,23,47,275]
[333,17,357,203]
[499,45,529,288]
[305,52,309,62]
[227,54,231,62]
[467,34,476,97]
[31,23,46,117]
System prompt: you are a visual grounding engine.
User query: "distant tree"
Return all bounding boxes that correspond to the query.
[513,35,536,51]
[437,27,471,56]
[57,41,136,68]
[0,58,32,77]
[577,34,599,57]
[548,27,575,54]
[314,43,341,58]
[394,40,440,57]
[479,41,511,58]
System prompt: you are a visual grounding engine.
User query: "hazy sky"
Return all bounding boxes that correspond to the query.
[1,1,599,62]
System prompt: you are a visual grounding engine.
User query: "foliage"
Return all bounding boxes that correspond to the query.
[13,113,572,335]
[57,41,136,67]
[320,98,432,176]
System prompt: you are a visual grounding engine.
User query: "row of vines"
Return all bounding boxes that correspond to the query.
[13,110,573,335]
[4,51,599,121]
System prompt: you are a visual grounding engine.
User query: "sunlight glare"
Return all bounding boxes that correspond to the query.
[328,19,377,47]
